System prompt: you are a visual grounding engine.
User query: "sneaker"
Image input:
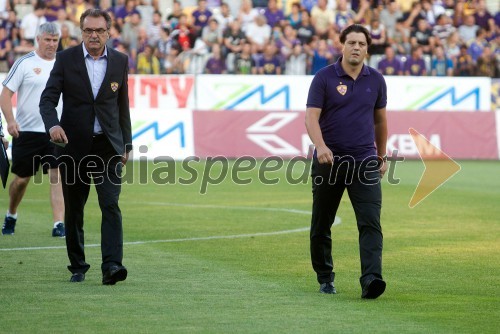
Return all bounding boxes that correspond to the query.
[319,282,337,294]
[2,216,16,235]
[52,222,65,237]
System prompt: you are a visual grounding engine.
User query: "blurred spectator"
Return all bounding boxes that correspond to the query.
[137,26,150,55]
[264,0,285,28]
[204,43,227,73]
[308,38,332,75]
[296,9,316,45]
[137,44,161,74]
[115,0,140,28]
[66,0,91,28]
[122,12,142,60]
[431,45,453,76]
[473,0,495,33]
[13,0,33,21]
[137,0,154,30]
[378,45,403,75]
[277,24,300,58]
[432,13,455,46]
[475,44,497,77]
[404,46,427,76]
[147,10,163,47]
[246,14,271,54]
[0,26,12,72]
[285,43,307,74]
[54,9,78,39]
[468,28,487,62]
[192,0,213,36]
[458,15,479,45]
[444,31,461,63]
[287,2,302,30]
[379,0,403,41]
[202,18,223,51]
[171,14,195,51]
[366,18,387,55]
[238,0,259,33]
[106,23,122,49]
[311,0,334,38]
[115,41,137,74]
[234,41,257,74]
[20,2,47,44]
[411,17,435,54]
[223,19,245,72]
[258,43,282,74]
[167,0,183,30]
[335,0,356,32]
[419,0,441,26]
[213,2,234,32]
[392,18,411,55]
[2,10,21,42]
[57,23,74,51]
[45,0,65,22]
[454,44,474,76]
[301,0,318,13]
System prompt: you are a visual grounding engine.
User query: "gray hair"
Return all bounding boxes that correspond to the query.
[36,22,61,37]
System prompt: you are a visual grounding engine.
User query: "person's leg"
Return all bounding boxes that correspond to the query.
[7,175,31,214]
[60,158,91,274]
[347,164,383,288]
[310,160,345,284]
[48,168,64,223]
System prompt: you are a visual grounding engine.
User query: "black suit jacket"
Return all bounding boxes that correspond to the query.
[40,43,132,160]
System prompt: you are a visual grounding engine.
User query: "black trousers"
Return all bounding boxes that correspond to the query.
[59,134,124,275]
[310,158,383,288]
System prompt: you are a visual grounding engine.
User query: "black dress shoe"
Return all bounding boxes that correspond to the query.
[70,273,85,282]
[361,278,386,299]
[102,265,127,285]
[319,282,337,294]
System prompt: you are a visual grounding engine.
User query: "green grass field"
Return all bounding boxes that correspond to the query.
[0,160,499,333]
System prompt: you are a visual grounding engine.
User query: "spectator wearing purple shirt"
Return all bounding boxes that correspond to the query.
[115,0,140,28]
[263,0,285,28]
[305,24,388,299]
[192,0,213,36]
[258,43,282,74]
[377,46,403,75]
[473,0,495,32]
[204,43,227,74]
[404,46,427,76]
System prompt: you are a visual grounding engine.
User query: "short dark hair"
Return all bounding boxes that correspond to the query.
[339,24,372,46]
[80,9,112,30]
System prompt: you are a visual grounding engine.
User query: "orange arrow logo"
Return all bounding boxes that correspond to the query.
[408,128,461,208]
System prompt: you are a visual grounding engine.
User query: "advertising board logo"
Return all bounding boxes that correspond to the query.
[246,113,300,155]
[132,121,185,147]
[214,84,290,110]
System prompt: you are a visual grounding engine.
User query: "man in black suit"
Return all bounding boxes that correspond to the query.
[40,9,132,285]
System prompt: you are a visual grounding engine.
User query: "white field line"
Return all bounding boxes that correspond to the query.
[0,201,341,252]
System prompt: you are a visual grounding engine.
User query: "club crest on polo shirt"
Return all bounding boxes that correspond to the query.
[111,82,119,92]
[33,68,42,75]
[337,83,347,96]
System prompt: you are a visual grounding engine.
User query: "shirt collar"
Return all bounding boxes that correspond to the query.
[82,42,108,59]
[334,56,370,77]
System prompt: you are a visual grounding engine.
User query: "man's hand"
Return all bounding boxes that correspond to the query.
[49,125,68,144]
[1,137,8,150]
[379,160,388,178]
[7,121,20,138]
[121,151,129,165]
[316,144,333,164]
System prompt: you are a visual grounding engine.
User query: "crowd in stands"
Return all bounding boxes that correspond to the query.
[0,0,499,77]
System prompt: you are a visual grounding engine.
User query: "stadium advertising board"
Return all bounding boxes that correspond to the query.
[193,111,499,160]
[128,75,195,109]
[131,109,194,159]
[195,75,491,112]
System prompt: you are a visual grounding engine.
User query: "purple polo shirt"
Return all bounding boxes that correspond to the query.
[264,9,285,28]
[192,9,213,29]
[378,57,403,75]
[306,57,387,161]
[404,57,426,76]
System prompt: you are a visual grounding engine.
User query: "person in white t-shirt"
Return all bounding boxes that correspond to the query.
[0,22,65,237]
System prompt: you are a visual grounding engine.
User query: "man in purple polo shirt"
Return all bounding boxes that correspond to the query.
[305,24,388,299]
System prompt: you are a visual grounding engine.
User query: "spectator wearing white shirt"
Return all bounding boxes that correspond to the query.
[20,3,47,44]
